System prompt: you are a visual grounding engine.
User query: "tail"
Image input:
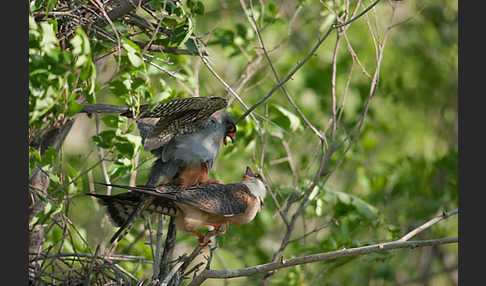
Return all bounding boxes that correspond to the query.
[81,104,131,116]
[87,192,178,227]
[81,103,158,119]
[86,192,142,227]
[95,182,177,198]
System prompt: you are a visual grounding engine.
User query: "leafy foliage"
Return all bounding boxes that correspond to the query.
[29,0,457,285]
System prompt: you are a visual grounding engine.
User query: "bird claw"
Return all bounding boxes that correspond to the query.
[201,179,220,184]
[217,224,227,234]
[198,237,212,247]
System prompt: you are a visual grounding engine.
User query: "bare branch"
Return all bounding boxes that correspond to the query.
[399,209,459,242]
[189,237,457,285]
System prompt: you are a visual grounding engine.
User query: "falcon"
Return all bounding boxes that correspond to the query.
[82,96,237,243]
[82,96,237,186]
[88,166,267,244]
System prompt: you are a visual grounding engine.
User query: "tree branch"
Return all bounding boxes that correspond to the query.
[189,237,457,285]
[399,209,458,242]
[235,0,382,125]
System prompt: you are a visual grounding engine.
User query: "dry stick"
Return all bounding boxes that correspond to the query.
[129,150,140,187]
[337,60,355,124]
[141,4,165,57]
[233,54,264,94]
[343,31,372,79]
[30,252,152,264]
[151,214,165,282]
[178,228,220,276]
[158,216,177,281]
[176,78,196,97]
[329,31,342,143]
[145,58,180,78]
[111,263,140,283]
[160,261,184,286]
[189,237,457,286]
[306,0,392,209]
[94,114,112,195]
[194,57,202,97]
[191,38,259,127]
[287,219,336,244]
[145,217,156,272]
[262,142,328,272]
[83,245,100,286]
[235,0,382,126]
[259,105,288,226]
[87,170,99,211]
[288,5,303,36]
[91,0,122,73]
[281,141,298,188]
[399,209,458,242]
[328,6,395,177]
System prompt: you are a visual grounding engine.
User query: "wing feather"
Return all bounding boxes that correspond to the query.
[135,97,228,150]
[105,183,253,217]
[174,184,251,216]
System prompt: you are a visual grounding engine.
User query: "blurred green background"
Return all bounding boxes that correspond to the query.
[29,0,457,285]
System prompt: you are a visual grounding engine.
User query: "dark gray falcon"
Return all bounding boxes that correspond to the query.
[82,96,236,186]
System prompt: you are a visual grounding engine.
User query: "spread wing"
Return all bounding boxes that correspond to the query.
[131,97,228,150]
[173,184,252,216]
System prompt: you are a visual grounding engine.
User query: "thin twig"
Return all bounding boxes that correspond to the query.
[235,0,382,125]
[241,0,325,140]
[399,209,458,242]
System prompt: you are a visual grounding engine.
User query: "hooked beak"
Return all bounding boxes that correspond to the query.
[223,132,235,145]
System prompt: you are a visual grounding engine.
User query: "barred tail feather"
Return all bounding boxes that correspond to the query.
[86,193,179,227]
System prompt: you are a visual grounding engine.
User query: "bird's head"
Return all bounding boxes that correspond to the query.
[211,111,237,145]
[242,166,267,202]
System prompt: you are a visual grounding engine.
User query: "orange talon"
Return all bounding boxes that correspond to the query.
[191,231,204,242]
[217,224,227,234]
[204,179,220,184]
[209,224,227,235]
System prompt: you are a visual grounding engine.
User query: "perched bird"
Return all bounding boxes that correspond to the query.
[82,96,237,186]
[83,96,237,243]
[89,166,267,244]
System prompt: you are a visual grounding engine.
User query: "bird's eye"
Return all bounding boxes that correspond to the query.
[226,124,236,133]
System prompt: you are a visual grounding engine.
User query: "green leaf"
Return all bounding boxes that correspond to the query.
[184,39,198,55]
[101,114,121,129]
[45,0,58,15]
[39,147,58,170]
[67,101,83,116]
[273,105,303,132]
[324,191,379,222]
[122,38,144,67]
[92,130,117,148]
[193,1,205,15]
[39,21,59,60]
